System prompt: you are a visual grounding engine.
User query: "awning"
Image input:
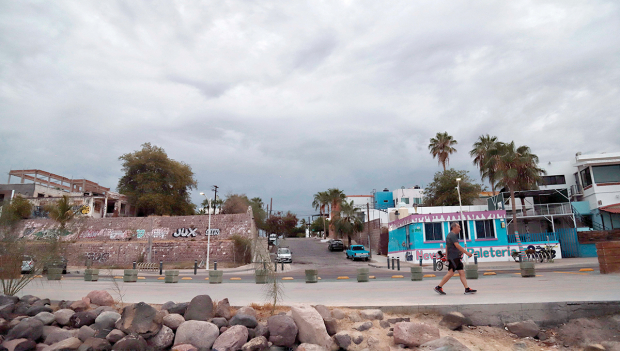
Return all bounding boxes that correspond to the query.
[600,203,620,214]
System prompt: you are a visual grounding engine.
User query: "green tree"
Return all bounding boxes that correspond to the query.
[470,134,500,195]
[312,191,330,236]
[0,195,32,227]
[45,195,77,230]
[310,217,329,235]
[281,211,298,237]
[428,132,458,172]
[326,188,346,238]
[118,143,197,216]
[423,169,482,206]
[333,200,364,247]
[221,194,250,214]
[249,197,267,230]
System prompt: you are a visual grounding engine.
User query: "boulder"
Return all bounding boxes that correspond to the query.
[41,326,62,340]
[0,318,9,334]
[439,312,470,331]
[26,306,52,317]
[0,295,20,306]
[95,312,121,331]
[161,301,175,312]
[235,307,257,319]
[333,332,351,349]
[70,301,90,313]
[147,325,174,350]
[173,320,219,349]
[32,299,50,307]
[268,315,298,347]
[212,325,249,351]
[184,295,214,322]
[111,334,147,351]
[70,312,97,328]
[0,304,15,319]
[20,296,39,305]
[163,314,185,331]
[9,316,28,328]
[86,291,114,307]
[114,302,163,338]
[354,321,373,332]
[351,333,363,345]
[171,345,198,351]
[215,299,232,320]
[387,317,409,324]
[506,320,540,338]
[252,323,269,339]
[331,310,345,320]
[93,306,117,316]
[44,329,73,345]
[348,312,361,322]
[230,314,258,329]
[54,309,75,326]
[2,339,35,351]
[291,305,333,350]
[77,337,111,351]
[323,318,337,336]
[42,337,81,351]
[379,320,390,329]
[7,318,43,342]
[34,313,55,326]
[313,306,332,320]
[297,343,328,351]
[167,303,189,316]
[241,336,268,351]
[210,317,228,329]
[105,330,125,344]
[393,322,440,348]
[77,326,96,342]
[583,345,606,351]
[419,336,471,351]
[360,310,383,321]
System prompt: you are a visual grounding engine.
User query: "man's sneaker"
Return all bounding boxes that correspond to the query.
[434,286,446,295]
[464,288,477,294]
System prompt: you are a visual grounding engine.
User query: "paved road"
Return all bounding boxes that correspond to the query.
[280,237,370,268]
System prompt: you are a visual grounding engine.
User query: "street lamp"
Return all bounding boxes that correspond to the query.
[455,178,468,263]
[199,192,212,271]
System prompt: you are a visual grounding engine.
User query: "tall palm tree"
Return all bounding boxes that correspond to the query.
[45,195,77,231]
[487,142,545,235]
[326,188,346,238]
[470,134,499,195]
[333,200,364,247]
[312,191,330,236]
[428,132,458,172]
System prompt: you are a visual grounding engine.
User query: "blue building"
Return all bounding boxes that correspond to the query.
[374,189,394,210]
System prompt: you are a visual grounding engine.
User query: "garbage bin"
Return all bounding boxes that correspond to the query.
[357,268,369,282]
[305,269,318,283]
[465,264,478,279]
[520,262,536,277]
[84,268,99,281]
[209,270,223,284]
[165,270,179,283]
[255,269,268,284]
[410,266,423,281]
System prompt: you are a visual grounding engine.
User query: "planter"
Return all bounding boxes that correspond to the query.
[47,267,63,281]
[520,261,536,277]
[84,268,99,282]
[305,269,318,283]
[357,268,369,282]
[465,264,478,279]
[255,269,268,284]
[209,270,223,284]
[123,269,138,282]
[410,266,423,281]
[165,270,179,283]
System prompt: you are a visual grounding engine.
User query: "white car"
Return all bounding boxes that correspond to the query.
[276,247,292,263]
[268,234,277,245]
[21,256,35,273]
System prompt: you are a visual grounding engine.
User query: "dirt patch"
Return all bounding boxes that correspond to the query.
[557,315,620,348]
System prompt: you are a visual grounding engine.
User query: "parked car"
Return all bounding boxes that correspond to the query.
[328,239,344,252]
[44,257,68,274]
[21,255,35,274]
[268,234,277,246]
[276,247,292,263]
[346,245,370,261]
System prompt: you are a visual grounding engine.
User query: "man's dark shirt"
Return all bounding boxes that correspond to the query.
[446,231,461,260]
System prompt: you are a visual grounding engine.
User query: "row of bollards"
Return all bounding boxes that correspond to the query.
[386,257,401,270]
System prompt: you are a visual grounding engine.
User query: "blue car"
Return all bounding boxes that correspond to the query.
[346,245,370,261]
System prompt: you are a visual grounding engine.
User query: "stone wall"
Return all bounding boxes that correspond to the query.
[596,241,620,274]
[578,229,620,243]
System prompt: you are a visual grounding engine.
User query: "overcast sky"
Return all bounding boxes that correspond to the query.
[1,1,619,218]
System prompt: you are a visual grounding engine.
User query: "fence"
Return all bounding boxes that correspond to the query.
[136,262,158,272]
[507,228,580,258]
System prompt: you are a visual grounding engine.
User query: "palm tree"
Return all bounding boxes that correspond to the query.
[333,200,364,247]
[326,188,346,238]
[45,195,77,231]
[312,191,330,236]
[428,132,458,172]
[470,134,499,195]
[487,142,545,235]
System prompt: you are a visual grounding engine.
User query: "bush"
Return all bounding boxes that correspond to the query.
[230,235,252,264]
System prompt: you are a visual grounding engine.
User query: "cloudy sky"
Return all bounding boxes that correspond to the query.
[1,1,619,217]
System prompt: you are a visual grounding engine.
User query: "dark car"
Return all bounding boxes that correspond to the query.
[328,239,344,252]
[44,257,68,274]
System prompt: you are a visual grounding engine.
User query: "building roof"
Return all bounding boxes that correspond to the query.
[600,203,620,214]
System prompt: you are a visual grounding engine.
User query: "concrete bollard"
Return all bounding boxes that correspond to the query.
[165,270,179,283]
[123,269,138,282]
[410,266,423,281]
[84,268,99,281]
[255,269,268,284]
[209,270,223,284]
[465,264,478,279]
[47,268,63,281]
[520,261,536,277]
[357,268,369,282]
[305,269,318,283]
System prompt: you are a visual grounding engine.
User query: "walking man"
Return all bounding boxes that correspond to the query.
[434,222,477,295]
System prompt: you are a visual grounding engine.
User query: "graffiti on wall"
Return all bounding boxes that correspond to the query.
[173,227,199,237]
[85,252,110,263]
[137,229,146,239]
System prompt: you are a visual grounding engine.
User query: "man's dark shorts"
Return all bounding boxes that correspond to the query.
[448,257,464,272]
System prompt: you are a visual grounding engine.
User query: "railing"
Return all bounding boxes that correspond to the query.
[136,262,158,271]
[571,204,604,231]
[570,184,583,197]
[508,232,558,243]
[507,203,572,217]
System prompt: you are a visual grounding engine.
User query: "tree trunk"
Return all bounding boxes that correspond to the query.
[520,196,527,217]
[510,189,518,235]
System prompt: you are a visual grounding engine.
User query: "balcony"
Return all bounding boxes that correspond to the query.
[506,203,573,218]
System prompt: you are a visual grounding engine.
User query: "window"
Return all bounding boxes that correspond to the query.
[581,168,593,187]
[457,221,469,240]
[475,220,495,239]
[424,223,443,241]
[539,175,566,186]
[413,197,422,205]
[592,165,620,184]
[401,198,410,204]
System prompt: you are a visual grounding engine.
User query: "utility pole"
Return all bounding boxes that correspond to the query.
[212,185,218,214]
[270,198,273,218]
[367,203,372,259]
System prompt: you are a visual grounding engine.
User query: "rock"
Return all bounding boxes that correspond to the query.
[70,301,90,313]
[351,333,363,345]
[313,306,331,320]
[333,332,351,349]
[268,315,298,347]
[583,345,606,351]
[173,320,219,349]
[230,314,258,329]
[439,312,470,331]
[41,326,62,340]
[70,312,97,328]
[58,301,72,310]
[161,301,175,312]
[220,326,228,333]
[171,345,198,351]
[387,331,393,337]
[26,306,52,317]
[167,303,189,316]
[184,295,214,322]
[163,314,185,331]
[32,299,50,307]
[147,325,174,350]
[33,313,55,326]
[111,334,147,351]
[241,336,268,351]
[215,299,232,320]
[379,321,390,329]
[7,318,44,342]
[54,310,75,326]
[85,292,114,307]
[114,302,162,338]
[212,325,248,351]
[360,310,383,321]
[210,317,228,329]
[42,337,81,350]
[354,322,373,332]
[20,296,39,305]
[348,312,361,322]
[95,312,120,331]
[252,323,269,339]
[536,331,548,341]
[0,304,15,319]
[44,329,73,345]
[291,305,333,350]
[323,318,337,336]
[506,320,540,338]
[236,307,257,319]
[105,330,125,344]
[9,316,28,328]
[0,295,19,306]
[393,322,440,348]
[2,339,34,351]
[512,341,528,350]
[77,337,111,351]
[331,310,345,320]
[0,318,10,334]
[601,342,620,351]
[419,336,471,351]
[297,343,328,351]
[387,318,409,324]
[77,326,95,342]
[93,306,116,316]
[13,302,30,316]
